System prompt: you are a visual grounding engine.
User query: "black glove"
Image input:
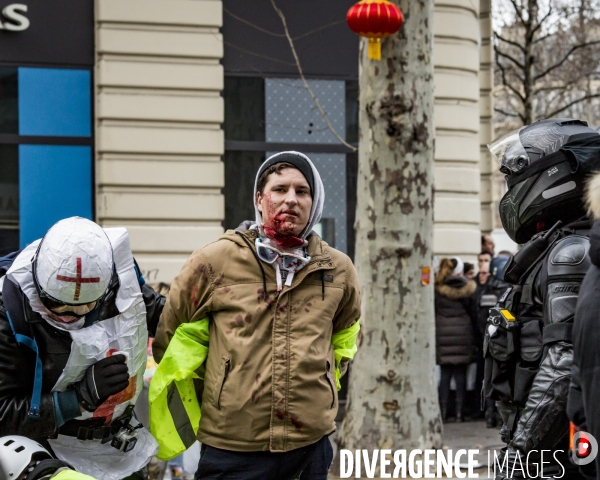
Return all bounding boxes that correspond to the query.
[74,355,129,411]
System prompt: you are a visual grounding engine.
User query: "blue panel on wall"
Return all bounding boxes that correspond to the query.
[18,68,91,137]
[19,145,92,247]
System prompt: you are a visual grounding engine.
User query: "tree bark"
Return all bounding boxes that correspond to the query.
[334,0,441,471]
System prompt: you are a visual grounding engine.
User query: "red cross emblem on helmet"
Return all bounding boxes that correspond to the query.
[56,258,101,301]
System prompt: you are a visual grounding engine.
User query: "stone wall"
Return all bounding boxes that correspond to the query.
[94,0,225,283]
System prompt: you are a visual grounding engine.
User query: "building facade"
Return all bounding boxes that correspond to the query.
[0,0,494,281]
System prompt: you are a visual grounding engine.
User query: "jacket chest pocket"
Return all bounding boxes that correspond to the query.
[212,356,230,410]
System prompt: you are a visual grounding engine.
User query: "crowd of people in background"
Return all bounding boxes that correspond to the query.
[434,234,509,426]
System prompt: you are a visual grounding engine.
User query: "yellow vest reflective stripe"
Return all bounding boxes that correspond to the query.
[332,321,361,390]
[149,318,209,461]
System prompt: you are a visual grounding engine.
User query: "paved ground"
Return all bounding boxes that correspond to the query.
[442,420,505,479]
[329,420,505,479]
[161,418,505,479]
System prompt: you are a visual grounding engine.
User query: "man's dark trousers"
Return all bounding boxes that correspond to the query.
[195,436,333,480]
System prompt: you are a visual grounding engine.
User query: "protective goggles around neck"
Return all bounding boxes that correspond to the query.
[254,238,310,268]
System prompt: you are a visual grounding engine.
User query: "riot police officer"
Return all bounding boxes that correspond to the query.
[483,118,600,479]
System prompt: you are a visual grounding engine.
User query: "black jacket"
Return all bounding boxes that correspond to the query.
[435,275,477,365]
[570,220,600,477]
[0,274,164,443]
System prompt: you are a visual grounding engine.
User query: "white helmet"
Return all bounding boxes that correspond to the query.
[33,217,114,314]
[0,436,52,480]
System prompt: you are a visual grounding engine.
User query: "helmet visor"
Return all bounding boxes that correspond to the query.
[488,127,530,172]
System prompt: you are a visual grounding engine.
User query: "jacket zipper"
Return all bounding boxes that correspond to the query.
[216,358,230,410]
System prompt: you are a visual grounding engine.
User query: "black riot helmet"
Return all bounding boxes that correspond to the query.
[489,118,600,243]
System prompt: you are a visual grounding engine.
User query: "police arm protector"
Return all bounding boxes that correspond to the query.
[510,235,590,454]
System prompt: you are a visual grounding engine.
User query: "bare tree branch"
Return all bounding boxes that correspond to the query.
[494,107,522,118]
[223,7,346,42]
[223,41,297,66]
[496,55,526,101]
[532,6,552,35]
[534,32,554,44]
[223,6,285,37]
[292,20,346,41]
[495,31,526,53]
[545,93,600,118]
[269,0,357,151]
[507,0,526,24]
[534,39,600,80]
[496,47,526,71]
[534,84,569,93]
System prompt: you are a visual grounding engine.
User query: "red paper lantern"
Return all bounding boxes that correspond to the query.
[346,0,404,60]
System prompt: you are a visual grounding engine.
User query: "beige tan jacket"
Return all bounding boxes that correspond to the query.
[153,229,361,452]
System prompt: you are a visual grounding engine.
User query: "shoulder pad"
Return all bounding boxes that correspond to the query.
[547,235,591,277]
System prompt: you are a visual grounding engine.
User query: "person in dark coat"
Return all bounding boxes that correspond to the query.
[435,257,477,422]
[474,251,507,427]
[569,172,600,479]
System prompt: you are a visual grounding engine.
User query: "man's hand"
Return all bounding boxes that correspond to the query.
[74,355,129,412]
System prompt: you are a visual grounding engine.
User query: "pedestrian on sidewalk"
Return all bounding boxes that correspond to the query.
[435,257,477,422]
[473,251,507,427]
[152,151,361,480]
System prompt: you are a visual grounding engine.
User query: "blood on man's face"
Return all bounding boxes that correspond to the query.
[256,168,312,238]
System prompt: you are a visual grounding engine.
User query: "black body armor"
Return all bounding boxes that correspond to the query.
[483,221,591,478]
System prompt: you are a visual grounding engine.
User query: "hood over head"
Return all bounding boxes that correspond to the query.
[253,151,325,241]
[451,256,464,276]
[435,274,477,299]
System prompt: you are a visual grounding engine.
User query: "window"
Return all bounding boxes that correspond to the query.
[0,66,93,252]
[223,76,359,259]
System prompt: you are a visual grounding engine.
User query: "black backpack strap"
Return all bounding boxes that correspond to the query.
[1,277,43,419]
[0,250,21,277]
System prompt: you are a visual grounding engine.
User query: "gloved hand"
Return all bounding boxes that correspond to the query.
[74,355,129,412]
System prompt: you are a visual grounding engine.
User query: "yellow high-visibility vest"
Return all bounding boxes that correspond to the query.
[332,321,360,390]
[149,319,209,461]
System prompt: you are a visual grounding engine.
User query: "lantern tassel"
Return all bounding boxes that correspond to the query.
[368,38,381,60]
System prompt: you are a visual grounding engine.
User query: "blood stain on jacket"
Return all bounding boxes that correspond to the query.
[290,415,303,430]
[229,315,244,328]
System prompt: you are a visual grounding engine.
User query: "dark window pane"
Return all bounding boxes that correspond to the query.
[345,80,359,145]
[0,144,19,255]
[223,151,266,230]
[0,67,18,134]
[224,77,265,142]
